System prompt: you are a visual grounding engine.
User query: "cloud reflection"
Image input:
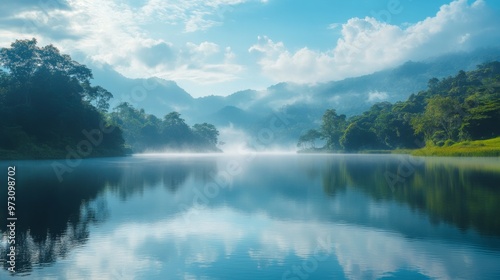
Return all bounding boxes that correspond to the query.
[29,207,499,280]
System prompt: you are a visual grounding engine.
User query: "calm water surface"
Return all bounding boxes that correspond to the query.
[1,154,500,279]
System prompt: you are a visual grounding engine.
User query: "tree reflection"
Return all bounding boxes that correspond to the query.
[0,157,216,274]
[320,156,500,236]
[0,162,120,274]
[104,157,217,199]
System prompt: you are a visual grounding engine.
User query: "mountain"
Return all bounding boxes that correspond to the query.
[209,106,257,127]
[91,48,500,148]
[91,64,194,117]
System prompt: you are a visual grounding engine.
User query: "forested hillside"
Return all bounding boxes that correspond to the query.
[110,102,220,153]
[0,39,124,159]
[0,39,220,159]
[300,62,500,152]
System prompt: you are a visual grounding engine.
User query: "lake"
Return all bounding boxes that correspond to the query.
[1,154,500,279]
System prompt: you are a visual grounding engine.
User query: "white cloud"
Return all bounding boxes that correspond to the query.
[249,36,334,83]
[22,207,500,280]
[224,46,236,62]
[1,0,499,97]
[185,11,219,32]
[0,0,252,90]
[250,0,500,84]
[139,0,259,32]
[187,41,220,57]
[328,23,341,30]
[367,91,389,102]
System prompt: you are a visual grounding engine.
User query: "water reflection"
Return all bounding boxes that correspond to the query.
[319,155,500,236]
[0,156,216,274]
[1,154,499,279]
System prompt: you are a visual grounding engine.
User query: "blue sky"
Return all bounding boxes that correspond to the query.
[1,0,500,97]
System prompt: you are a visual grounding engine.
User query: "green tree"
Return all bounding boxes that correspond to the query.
[192,123,219,147]
[0,38,92,84]
[0,38,123,158]
[428,77,440,93]
[461,94,500,140]
[161,112,192,144]
[109,103,220,152]
[412,96,462,144]
[304,62,500,152]
[321,109,347,150]
[82,84,114,112]
[340,122,378,151]
[297,129,322,149]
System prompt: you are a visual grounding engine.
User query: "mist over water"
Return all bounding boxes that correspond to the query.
[216,124,250,153]
[132,123,299,156]
[216,124,299,154]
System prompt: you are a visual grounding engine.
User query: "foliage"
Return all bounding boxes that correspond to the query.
[320,109,346,150]
[411,96,462,143]
[339,122,378,151]
[109,102,220,152]
[192,123,219,148]
[0,39,124,159]
[412,137,500,157]
[297,129,322,149]
[301,61,500,153]
[0,38,221,158]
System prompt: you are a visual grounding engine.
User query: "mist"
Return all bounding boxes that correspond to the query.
[217,124,299,154]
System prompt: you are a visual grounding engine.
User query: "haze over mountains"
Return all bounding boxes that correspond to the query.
[91,48,500,148]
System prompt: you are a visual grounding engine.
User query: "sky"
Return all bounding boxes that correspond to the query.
[1,0,500,97]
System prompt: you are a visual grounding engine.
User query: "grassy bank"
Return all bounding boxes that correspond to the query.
[411,137,500,157]
[297,137,500,157]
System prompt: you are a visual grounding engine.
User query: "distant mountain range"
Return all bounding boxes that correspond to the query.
[91,47,500,148]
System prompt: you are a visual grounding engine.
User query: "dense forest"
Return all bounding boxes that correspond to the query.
[0,39,125,159]
[299,62,500,152]
[0,39,220,159]
[110,102,220,153]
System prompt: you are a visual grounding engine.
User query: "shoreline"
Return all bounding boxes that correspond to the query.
[297,137,500,157]
[3,137,500,160]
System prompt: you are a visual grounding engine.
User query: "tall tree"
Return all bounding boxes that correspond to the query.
[320,109,347,150]
[109,103,220,152]
[339,122,378,151]
[0,38,123,158]
[0,38,92,84]
[297,129,322,149]
[192,123,219,147]
[412,96,463,144]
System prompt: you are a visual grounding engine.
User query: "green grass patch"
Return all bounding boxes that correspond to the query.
[412,137,500,157]
[391,149,415,154]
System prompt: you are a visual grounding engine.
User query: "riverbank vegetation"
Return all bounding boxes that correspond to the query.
[298,62,500,156]
[0,39,219,159]
[110,102,220,153]
[411,137,500,157]
[0,39,124,159]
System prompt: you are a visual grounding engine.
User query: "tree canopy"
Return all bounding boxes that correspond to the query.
[300,61,500,151]
[109,102,220,153]
[0,38,222,158]
[0,39,122,158]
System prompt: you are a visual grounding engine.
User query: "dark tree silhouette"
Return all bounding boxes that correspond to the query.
[0,38,124,159]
